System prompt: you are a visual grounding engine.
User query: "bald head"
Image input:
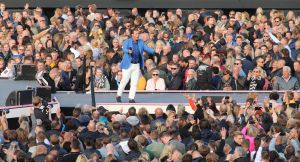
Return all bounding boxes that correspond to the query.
[45,154,55,162]
[36,144,48,155]
[155,108,163,117]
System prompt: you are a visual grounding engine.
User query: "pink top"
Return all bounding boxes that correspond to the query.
[146,78,166,90]
[241,125,262,153]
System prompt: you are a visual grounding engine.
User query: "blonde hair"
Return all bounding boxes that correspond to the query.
[206,152,219,162]
[187,69,197,78]
[159,144,175,160]
[139,152,150,161]
[76,154,88,162]
[247,125,259,137]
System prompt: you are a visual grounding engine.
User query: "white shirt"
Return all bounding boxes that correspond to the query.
[0,67,14,78]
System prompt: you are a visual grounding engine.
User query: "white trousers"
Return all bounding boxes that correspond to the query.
[117,63,140,99]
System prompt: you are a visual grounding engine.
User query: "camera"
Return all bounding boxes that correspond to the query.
[41,99,53,114]
[255,106,262,111]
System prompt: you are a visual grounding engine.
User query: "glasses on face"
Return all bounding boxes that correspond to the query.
[152,73,158,76]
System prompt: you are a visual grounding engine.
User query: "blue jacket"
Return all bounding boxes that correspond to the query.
[120,38,154,69]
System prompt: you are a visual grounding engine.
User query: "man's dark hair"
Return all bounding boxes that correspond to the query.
[127,138,138,151]
[182,154,193,162]
[269,92,279,101]
[200,119,211,130]
[71,139,80,150]
[265,21,272,27]
[112,121,121,131]
[261,151,270,160]
[23,56,33,62]
[120,129,129,139]
[84,138,94,147]
[73,107,81,118]
[50,134,59,145]
[212,66,219,74]
[159,130,171,138]
[261,45,268,49]
[130,28,139,35]
[269,151,279,161]
[140,115,150,125]
[128,107,136,116]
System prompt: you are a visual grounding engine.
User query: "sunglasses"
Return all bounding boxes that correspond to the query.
[152,74,158,76]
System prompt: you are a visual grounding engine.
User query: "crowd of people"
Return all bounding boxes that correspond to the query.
[0,91,299,162]
[0,3,300,91]
[1,2,300,162]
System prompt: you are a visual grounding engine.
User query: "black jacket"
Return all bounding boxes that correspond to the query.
[186,78,198,90]
[217,77,236,90]
[168,73,183,90]
[196,64,213,90]
[109,53,122,65]
[124,150,141,161]
[245,77,265,90]
[74,65,84,92]
[43,73,56,93]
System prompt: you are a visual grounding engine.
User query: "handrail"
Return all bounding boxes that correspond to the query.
[0,102,58,109]
[55,90,297,93]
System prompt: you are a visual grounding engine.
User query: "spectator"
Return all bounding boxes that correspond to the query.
[91,68,110,91]
[110,70,130,90]
[62,139,81,161]
[293,61,300,82]
[168,63,183,90]
[185,69,198,90]
[0,59,15,78]
[146,69,166,91]
[217,69,236,90]
[245,67,265,90]
[273,66,300,90]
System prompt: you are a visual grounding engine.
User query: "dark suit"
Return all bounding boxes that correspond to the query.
[168,73,183,90]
